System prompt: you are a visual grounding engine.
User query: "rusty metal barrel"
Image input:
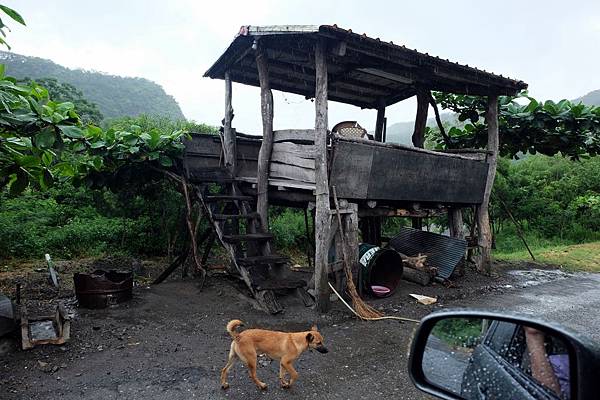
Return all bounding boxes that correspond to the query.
[73,270,133,309]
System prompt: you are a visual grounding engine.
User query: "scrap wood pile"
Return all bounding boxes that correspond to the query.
[400,253,438,286]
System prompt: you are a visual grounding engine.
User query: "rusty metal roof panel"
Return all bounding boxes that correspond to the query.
[388,227,467,280]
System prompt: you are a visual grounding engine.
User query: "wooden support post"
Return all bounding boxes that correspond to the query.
[382,116,387,142]
[344,203,359,280]
[412,88,429,148]
[364,101,386,243]
[448,207,465,277]
[476,96,499,274]
[314,38,331,313]
[449,208,465,239]
[304,208,313,268]
[223,72,236,173]
[374,102,386,142]
[412,88,429,229]
[255,46,274,230]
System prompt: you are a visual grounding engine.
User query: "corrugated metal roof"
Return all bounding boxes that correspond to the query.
[204,24,527,109]
[388,227,466,280]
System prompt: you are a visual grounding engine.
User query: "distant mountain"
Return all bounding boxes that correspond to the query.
[573,89,600,106]
[385,113,457,145]
[0,51,185,120]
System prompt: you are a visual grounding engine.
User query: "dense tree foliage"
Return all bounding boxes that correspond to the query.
[0,51,185,120]
[0,111,217,259]
[0,69,81,194]
[19,77,103,124]
[0,64,213,195]
[493,155,600,244]
[429,91,600,159]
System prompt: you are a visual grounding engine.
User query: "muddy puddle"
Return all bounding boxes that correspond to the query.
[507,268,574,288]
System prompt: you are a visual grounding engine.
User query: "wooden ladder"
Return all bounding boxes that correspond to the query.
[191,169,307,313]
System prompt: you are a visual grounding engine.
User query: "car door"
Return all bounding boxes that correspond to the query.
[461,321,559,400]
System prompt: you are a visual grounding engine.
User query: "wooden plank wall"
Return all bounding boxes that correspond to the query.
[184,132,317,191]
[269,129,316,185]
[330,138,489,205]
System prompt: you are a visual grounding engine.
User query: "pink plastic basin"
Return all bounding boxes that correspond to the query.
[371,285,391,297]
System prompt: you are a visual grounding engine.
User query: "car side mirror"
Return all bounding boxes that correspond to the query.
[408,309,600,400]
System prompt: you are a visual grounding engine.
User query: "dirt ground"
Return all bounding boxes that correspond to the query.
[0,258,573,399]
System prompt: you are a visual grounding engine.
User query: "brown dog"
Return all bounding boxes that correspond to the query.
[220,319,328,390]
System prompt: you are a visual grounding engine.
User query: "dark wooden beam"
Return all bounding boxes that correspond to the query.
[236,58,391,102]
[229,68,377,109]
[255,46,274,230]
[314,38,331,313]
[339,38,523,95]
[374,101,386,142]
[254,54,398,95]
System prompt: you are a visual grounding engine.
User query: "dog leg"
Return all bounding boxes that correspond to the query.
[279,363,289,387]
[281,358,299,388]
[220,342,237,389]
[247,356,268,390]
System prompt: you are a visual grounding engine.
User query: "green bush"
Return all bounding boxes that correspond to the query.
[493,155,600,247]
[270,208,309,250]
[0,180,187,260]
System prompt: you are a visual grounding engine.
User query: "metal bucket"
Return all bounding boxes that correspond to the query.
[73,270,133,309]
[358,244,403,298]
[0,295,16,337]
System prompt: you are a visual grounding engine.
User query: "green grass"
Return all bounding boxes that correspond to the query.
[431,318,483,348]
[494,242,600,272]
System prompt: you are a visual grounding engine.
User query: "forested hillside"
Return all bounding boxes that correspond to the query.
[0,51,185,120]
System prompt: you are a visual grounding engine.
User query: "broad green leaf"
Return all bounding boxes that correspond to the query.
[41,151,53,167]
[58,125,83,138]
[9,170,28,195]
[89,140,106,149]
[84,125,103,138]
[159,155,173,167]
[34,128,56,148]
[0,36,10,50]
[53,162,75,177]
[17,155,40,168]
[92,157,103,171]
[0,5,26,25]
[39,169,53,190]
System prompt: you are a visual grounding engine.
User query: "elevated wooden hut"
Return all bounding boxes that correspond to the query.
[185,25,527,313]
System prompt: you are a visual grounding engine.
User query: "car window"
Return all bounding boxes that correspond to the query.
[483,322,571,400]
[484,321,522,361]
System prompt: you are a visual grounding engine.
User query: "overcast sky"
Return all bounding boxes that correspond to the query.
[4,0,600,133]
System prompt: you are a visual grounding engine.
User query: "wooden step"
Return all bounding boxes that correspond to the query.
[222,233,273,243]
[213,212,260,221]
[237,254,289,266]
[204,195,253,203]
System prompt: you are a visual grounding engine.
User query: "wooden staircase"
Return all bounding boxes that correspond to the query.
[190,168,308,313]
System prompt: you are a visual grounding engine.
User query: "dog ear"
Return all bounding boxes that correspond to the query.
[306,332,314,343]
[310,324,318,331]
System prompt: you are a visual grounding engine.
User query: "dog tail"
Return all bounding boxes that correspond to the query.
[226,319,244,339]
